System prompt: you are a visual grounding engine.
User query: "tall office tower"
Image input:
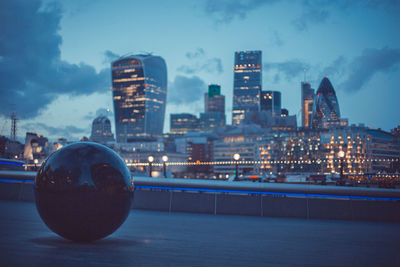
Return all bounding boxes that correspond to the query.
[112,55,167,142]
[205,84,225,114]
[232,51,262,126]
[311,77,340,129]
[90,116,115,144]
[260,90,281,116]
[301,82,314,128]
[201,84,226,132]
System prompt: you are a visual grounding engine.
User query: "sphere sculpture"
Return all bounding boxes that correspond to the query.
[34,142,134,242]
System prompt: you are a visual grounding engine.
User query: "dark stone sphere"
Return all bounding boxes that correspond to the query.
[34,142,134,242]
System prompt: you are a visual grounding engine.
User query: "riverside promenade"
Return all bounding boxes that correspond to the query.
[1,200,400,266]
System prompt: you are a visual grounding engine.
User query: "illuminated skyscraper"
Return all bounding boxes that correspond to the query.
[232,51,262,126]
[201,84,226,132]
[301,82,314,128]
[261,91,281,116]
[170,113,199,134]
[311,77,340,129]
[112,55,167,142]
[205,84,225,114]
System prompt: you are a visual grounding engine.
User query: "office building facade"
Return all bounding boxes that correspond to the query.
[90,116,115,144]
[112,55,167,142]
[201,84,226,132]
[205,84,225,114]
[260,90,281,116]
[301,82,314,128]
[170,113,199,135]
[232,51,262,126]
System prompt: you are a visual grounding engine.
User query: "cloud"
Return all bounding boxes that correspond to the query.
[264,59,310,81]
[178,48,223,75]
[186,48,205,59]
[103,50,120,64]
[82,112,94,121]
[269,31,284,47]
[22,122,88,140]
[319,56,347,78]
[178,58,223,75]
[204,0,278,24]
[95,107,113,117]
[264,48,400,91]
[203,0,399,29]
[293,0,400,31]
[0,0,110,119]
[340,47,400,93]
[292,6,330,31]
[82,108,113,121]
[168,75,206,105]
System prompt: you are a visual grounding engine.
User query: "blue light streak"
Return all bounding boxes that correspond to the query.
[0,178,398,201]
[0,178,34,184]
[0,160,24,166]
[134,185,400,201]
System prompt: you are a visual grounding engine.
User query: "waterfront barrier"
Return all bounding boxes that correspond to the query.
[1,171,400,222]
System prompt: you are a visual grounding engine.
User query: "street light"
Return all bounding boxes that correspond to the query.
[233,153,240,181]
[338,151,345,186]
[34,159,39,171]
[148,156,154,177]
[162,155,168,178]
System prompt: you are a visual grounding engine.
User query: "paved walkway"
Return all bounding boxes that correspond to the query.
[0,200,399,266]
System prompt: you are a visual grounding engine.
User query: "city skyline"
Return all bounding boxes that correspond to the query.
[1,0,400,140]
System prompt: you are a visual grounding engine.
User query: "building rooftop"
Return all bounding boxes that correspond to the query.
[317,77,336,95]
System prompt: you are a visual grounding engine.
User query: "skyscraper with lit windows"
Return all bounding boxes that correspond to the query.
[112,55,167,142]
[232,51,262,126]
[311,77,340,129]
[205,84,225,114]
[301,82,314,128]
[261,90,281,116]
[201,84,226,132]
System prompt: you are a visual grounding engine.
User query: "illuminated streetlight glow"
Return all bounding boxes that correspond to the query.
[337,150,345,185]
[233,153,240,181]
[148,156,154,177]
[162,155,168,178]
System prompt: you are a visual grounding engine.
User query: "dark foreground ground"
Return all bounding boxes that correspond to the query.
[0,201,399,267]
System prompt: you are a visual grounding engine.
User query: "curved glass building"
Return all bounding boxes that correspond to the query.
[112,55,167,142]
[311,77,340,129]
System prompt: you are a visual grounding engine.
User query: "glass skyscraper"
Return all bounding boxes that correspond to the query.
[232,51,262,126]
[205,84,225,114]
[260,90,281,116]
[311,77,340,129]
[112,55,167,143]
[201,84,226,132]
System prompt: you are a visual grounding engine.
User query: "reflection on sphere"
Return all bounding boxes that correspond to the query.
[34,142,134,242]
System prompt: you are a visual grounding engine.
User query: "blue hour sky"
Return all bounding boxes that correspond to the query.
[1,0,400,141]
